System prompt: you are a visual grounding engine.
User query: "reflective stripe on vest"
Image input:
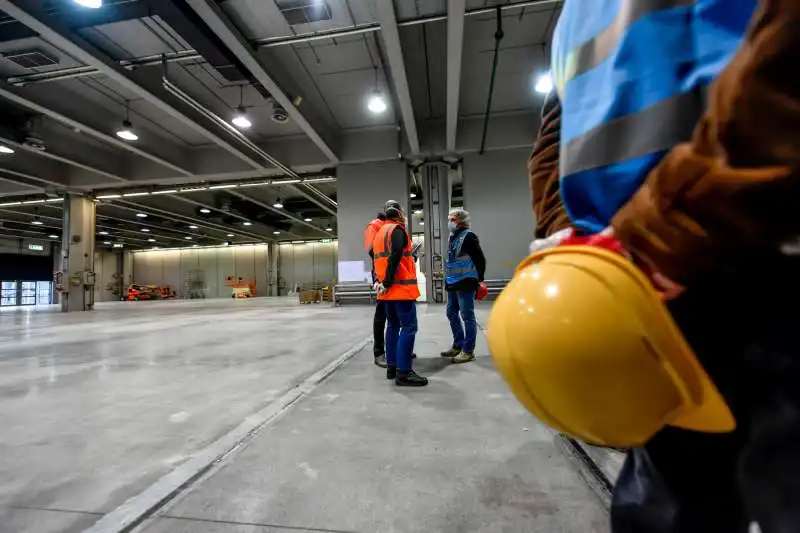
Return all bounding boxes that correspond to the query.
[445,230,478,285]
[553,0,755,233]
[372,223,420,301]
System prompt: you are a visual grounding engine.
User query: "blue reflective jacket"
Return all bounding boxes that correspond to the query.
[446,229,478,286]
[552,0,756,233]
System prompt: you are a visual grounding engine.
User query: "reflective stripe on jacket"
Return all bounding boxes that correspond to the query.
[446,229,479,286]
[552,0,756,233]
[372,223,420,301]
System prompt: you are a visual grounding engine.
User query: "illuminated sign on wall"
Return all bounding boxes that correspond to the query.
[27,243,44,251]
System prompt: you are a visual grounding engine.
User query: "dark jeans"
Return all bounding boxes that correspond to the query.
[611,252,800,533]
[446,290,477,353]
[373,300,386,356]
[385,300,418,372]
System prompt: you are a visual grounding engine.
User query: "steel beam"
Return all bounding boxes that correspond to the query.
[228,189,331,237]
[0,0,265,172]
[182,0,338,164]
[167,195,289,239]
[0,81,193,177]
[446,0,466,152]
[375,0,420,154]
[113,200,272,242]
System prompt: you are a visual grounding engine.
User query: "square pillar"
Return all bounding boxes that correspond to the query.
[60,194,96,312]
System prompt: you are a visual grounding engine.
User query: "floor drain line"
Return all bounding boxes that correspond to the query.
[82,336,371,533]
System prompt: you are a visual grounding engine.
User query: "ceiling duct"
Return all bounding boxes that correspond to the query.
[278,0,332,25]
[3,47,58,69]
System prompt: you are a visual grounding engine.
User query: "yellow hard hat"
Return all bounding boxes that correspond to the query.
[488,245,735,448]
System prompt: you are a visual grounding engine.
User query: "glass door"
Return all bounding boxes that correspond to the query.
[20,281,36,306]
[0,281,17,307]
[36,281,53,305]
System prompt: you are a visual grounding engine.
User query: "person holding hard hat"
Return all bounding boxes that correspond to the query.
[494,0,800,531]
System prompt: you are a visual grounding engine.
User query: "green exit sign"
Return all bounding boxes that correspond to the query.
[320,239,333,244]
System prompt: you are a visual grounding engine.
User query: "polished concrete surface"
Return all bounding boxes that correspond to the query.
[0,298,606,533]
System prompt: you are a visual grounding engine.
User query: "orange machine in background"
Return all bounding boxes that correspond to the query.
[126,284,176,301]
[225,276,257,299]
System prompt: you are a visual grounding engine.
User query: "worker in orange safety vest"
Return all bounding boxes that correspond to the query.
[372,200,427,387]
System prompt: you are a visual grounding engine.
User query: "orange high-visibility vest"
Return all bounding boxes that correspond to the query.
[372,223,420,301]
[364,218,387,253]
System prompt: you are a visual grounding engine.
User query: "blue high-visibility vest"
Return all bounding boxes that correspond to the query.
[552,0,756,233]
[446,229,478,286]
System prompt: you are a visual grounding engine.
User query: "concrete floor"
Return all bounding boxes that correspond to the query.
[0,298,607,533]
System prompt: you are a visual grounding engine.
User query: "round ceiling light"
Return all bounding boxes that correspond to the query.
[367,92,387,114]
[232,107,252,129]
[199,208,211,214]
[116,120,138,141]
[304,217,312,222]
[136,213,147,218]
[273,198,284,209]
[0,145,14,154]
[243,221,252,226]
[534,72,554,95]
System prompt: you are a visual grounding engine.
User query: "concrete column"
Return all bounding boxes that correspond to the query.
[336,160,408,267]
[420,163,452,303]
[267,242,278,296]
[462,149,533,280]
[60,194,96,312]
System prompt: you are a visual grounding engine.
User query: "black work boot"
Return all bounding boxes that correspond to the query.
[395,369,428,387]
[386,366,397,380]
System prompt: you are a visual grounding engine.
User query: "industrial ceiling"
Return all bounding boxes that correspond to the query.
[0,0,560,248]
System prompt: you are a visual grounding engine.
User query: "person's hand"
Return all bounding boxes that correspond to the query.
[373,282,387,295]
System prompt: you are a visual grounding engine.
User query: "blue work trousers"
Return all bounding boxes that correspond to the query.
[446,290,477,353]
[385,300,418,372]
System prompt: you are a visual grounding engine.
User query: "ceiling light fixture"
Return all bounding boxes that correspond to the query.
[231,85,252,129]
[535,72,554,95]
[48,234,59,239]
[367,67,387,114]
[273,198,284,209]
[103,241,112,245]
[304,217,312,222]
[99,231,109,235]
[409,192,416,198]
[242,221,252,226]
[0,145,14,154]
[74,0,102,7]
[273,231,281,235]
[226,233,235,237]
[147,238,156,242]
[136,213,147,218]
[185,236,192,240]
[199,208,211,214]
[325,227,333,232]
[141,228,150,232]
[31,220,43,226]
[116,100,138,141]
[189,225,198,229]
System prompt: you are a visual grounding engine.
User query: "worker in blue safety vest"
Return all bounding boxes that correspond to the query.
[500,0,800,531]
[441,208,486,365]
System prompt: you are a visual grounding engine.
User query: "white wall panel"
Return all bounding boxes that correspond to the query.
[234,246,255,283]
[162,250,181,292]
[216,246,236,298]
[254,244,269,297]
[196,248,218,299]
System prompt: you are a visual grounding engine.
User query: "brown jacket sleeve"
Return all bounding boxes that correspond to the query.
[529,91,571,239]
[612,1,800,284]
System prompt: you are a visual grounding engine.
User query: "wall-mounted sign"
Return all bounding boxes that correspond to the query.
[320,239,333,244]
[27,243,44,251]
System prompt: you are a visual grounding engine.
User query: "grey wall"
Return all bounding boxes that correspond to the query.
[336,160,408,264]
[277,241,338,294]
[0,237,52,256]
[93,251,121,302]
[132,244,270,299]
[462,148,534,280]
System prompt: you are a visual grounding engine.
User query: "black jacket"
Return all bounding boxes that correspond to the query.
[446,229,486,292]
